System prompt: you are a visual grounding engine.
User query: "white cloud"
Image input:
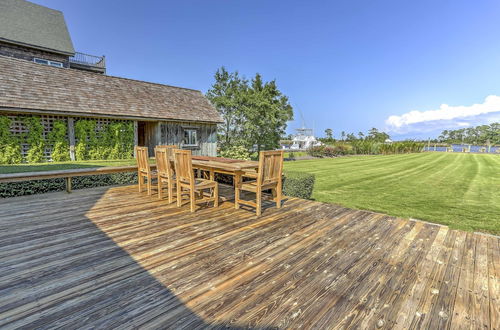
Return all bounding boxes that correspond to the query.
[386,95,500,133]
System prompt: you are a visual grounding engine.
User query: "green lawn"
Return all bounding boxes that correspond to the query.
[284,152,500,235]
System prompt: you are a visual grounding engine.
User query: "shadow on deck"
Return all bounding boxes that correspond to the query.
[0,185,498,329]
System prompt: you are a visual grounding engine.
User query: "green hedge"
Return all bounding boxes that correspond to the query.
[0,173,137,198]
[282,171,315,199]
[1,171,316,200]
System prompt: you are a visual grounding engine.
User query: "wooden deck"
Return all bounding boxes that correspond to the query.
[0,185,498,329]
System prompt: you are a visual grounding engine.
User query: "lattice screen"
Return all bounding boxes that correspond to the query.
[6,113,68,160]
[73,117,128,143]
[4,114,133,162]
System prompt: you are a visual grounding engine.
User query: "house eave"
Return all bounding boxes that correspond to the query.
[0,37,75,56]
[0,107,222,124]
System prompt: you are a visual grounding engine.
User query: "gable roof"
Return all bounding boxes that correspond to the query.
[0,56,222,123]
[0,0,75,55]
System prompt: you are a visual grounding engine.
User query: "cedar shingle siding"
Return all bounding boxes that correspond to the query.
[0,56,222,123]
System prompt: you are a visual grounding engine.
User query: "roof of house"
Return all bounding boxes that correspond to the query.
[0,56,222,123]
[0,0,75,55]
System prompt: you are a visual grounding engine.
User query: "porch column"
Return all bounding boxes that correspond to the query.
[133,120,138,157]
[68,117,75,161]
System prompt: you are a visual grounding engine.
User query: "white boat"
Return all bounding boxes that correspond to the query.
[290,128,322,150]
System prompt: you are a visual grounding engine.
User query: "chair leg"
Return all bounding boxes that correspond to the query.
[167,179,173,204]
[190,189,196,213]
[176,183,182,207]
[138,172,143,192]
[276,180,282,209]
[214,184,219,207]
[275,187,282,209]
[147,173,152,195]
[256,190,262,216]
[158,179,162,200]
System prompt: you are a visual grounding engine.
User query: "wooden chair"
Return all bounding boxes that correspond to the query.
[154,146,176,203]
[173,149,219,212]
[235,150,284,216]
[135,146,156,195]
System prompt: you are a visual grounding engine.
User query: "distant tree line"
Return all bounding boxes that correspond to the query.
[206,67,293,155]
[319,127,390,143]
[438,123,500,145]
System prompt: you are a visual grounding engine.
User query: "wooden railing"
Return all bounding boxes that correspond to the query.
[0,165,144,192]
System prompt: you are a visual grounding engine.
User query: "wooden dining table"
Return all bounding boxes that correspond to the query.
[189,155,259,181]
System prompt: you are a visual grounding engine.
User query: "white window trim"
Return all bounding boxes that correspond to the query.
[183,128,199,147]
[34,58,63,68]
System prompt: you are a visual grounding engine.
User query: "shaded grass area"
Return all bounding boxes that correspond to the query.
[284,152,500,235]
[0,159,138,174]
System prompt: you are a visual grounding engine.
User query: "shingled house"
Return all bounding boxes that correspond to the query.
[0,0,221,161]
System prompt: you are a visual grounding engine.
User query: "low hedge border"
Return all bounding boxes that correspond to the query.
[0,172,137,198]
[282,171,315,200]
[0,171,316,200]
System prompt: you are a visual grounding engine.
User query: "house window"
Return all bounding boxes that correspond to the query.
[183,128,198,146]
[34,58,63,68]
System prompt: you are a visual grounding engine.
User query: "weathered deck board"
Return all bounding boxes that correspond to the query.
[0,185,497,329]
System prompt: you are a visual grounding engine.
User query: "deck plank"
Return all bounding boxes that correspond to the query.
[0,184,496,329]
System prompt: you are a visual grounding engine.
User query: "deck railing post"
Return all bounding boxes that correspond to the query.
[65,177,72,193]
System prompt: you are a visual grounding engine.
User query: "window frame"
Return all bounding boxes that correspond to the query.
[182,128,199,147]
[34,58,64,68]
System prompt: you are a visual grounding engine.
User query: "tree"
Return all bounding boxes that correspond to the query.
[240,73,294,153]
[207,68,293,153]
[437,123,499,144]
[358,131,364,140]
[367,127,390,142]
[206,67,246,149]
[341,131,346,141]
[325,128,333,140]
[346,133,357,141]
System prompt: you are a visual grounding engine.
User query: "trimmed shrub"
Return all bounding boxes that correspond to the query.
[282,171,315,200]
[0,172,137,198]
[219,145,251,160]
[307,145,325,157]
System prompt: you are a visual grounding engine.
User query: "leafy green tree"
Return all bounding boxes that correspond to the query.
[325,128,333,139]
[367,127,390,142]
[206,67,247,149]
[358,132,364,140]
[340,131,346,141]
[240,74,293,152]
[346,133,357,141]
[207,68,293,153]
[438,123,499,144]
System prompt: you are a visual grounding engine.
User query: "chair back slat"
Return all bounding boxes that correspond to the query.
[257,150,284,185]
[173,149,194,185]
[154,147,172,178]
[155,145,176,175]
[135,146,150,173]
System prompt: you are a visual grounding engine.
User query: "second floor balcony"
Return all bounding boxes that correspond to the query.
[69,52,106,74]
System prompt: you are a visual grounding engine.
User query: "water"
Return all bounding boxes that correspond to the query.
[423,144,500,153]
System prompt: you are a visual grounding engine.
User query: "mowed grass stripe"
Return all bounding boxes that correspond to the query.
[284,153,500,235]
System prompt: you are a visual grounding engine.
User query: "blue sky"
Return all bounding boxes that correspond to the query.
[34,0,500,139]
